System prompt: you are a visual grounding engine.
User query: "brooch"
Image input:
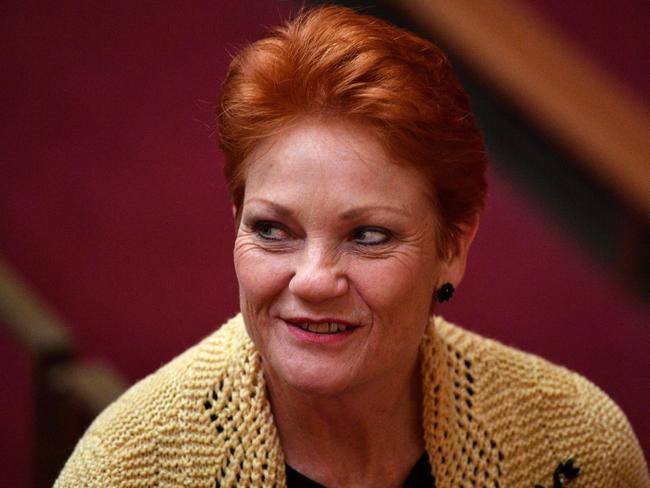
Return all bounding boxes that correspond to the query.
[535,457,580,488]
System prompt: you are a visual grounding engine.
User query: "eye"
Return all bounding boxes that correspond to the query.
[252,220,288,241]
[353,227,391,246]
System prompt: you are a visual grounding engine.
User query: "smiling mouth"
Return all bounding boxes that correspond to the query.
[288,321,350,334]
[286,320,353,335]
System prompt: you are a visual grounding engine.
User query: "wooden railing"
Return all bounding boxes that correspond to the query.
[390,0,650,217]
[0,258,126,488]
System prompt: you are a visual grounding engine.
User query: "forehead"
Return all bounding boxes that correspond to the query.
[243,120,432,210]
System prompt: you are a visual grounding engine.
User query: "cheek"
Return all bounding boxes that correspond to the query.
[350,256,437,314]
[233,247,290,308]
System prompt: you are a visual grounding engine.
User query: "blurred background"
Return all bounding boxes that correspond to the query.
[1,1,648,486]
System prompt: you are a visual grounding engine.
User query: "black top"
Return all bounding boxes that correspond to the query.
[286,453,435,487]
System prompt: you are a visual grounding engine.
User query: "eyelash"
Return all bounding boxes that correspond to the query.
[251,220,392,246]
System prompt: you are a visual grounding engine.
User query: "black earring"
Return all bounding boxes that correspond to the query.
[436,283,455,303]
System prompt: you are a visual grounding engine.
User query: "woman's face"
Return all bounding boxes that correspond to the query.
[233,119,465,396]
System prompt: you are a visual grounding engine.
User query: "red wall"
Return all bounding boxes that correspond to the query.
[1,2,293,486]
[1,1,648,486]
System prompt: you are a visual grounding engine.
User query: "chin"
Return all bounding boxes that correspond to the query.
[264,354,357,398]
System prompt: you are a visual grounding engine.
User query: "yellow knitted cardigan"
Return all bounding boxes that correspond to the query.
[55,314,649,487]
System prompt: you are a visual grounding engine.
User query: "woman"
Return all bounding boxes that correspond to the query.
[56,6,648,487]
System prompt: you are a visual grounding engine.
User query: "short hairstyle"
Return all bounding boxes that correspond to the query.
[217,5,487,257]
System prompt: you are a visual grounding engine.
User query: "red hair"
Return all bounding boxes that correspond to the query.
[217,5,487,257]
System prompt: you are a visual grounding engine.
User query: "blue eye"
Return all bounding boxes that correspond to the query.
[253,221,287,241]
[353,227,391,246]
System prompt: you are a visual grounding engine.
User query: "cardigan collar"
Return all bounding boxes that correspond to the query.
[421,317,505,487]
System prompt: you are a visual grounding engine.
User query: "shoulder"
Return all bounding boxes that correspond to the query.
[55,314,251,487]
[426,316,649,487]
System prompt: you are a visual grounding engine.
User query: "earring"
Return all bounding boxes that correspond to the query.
[436,283,455,303]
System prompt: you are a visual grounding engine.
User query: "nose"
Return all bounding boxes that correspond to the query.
[288,242,348,302]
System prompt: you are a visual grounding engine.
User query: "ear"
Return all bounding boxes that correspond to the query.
[438,214,480,290]
[232,204,237,221]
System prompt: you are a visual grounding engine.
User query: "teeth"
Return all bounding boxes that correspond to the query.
[297,322,349,334]
[307,323,329,333]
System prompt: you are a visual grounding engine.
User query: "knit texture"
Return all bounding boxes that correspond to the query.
[55,314,649,487]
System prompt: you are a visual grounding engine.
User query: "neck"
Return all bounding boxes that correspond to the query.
[266,354,424,488]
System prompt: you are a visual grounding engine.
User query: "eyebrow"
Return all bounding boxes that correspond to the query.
[244,198,409,220]
[247,199,293,217]
[341,205,409,220]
